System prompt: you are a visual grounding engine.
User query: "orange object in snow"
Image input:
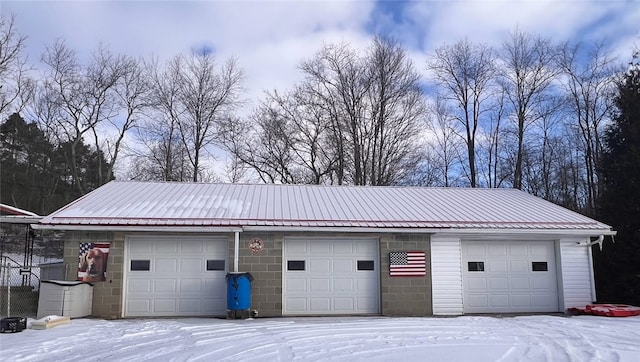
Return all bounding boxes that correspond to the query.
[568,304,640,317]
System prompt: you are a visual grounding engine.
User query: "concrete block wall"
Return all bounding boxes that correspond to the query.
[380,234,432,316]
[63,231,122,319]
[235,233,283,317]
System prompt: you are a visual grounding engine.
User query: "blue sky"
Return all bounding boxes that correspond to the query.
[4,0,639,104]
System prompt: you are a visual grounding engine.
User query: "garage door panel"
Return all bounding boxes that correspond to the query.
[489,278,508,290]
[356,278,376,291]
[154,299,176,313]
[511,295,531,307]
[154,279,177,293]
[125,237,228,317]
[489,295,509,307]
[127,300,150,314]
[462,240,559,313]
[310,278,330,292]
[179,299,200,312]
[202,278,225,290]
[179,279,202,292]
[310,298,331,311]
[510,278,530,289]
[130,243,153,254]
[334,242,354,254]
[309,259,330,272]
[531,278,554,290]
[286,297,307,311]
[310,243,331,254]
[333,278,353,292]
[355,240,375,253]
[333,259,352,272]
[180,242,203,253]
[488,261,507,272]
[334,298,354,311]
[467,294,489,308]
[128,279,151,293]
[155,242,178,253]
[286,278,307,292]
[510,244,528,256]
[357,297,378,311]
[181,259,203,273]
[509,261,529,272]
[284,238,379,315]
[467,278,487,290]
[156,259,178,272]
[488,244,507,256]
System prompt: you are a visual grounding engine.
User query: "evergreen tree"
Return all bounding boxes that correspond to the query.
[0,113,113,214]
[594,51,640,305]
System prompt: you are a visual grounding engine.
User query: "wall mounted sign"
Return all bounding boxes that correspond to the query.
[389,251,426,277]
[78,242,110,282]
[248,238,265,253]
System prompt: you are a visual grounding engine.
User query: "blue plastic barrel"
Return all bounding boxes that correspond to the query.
[226,272,253,310]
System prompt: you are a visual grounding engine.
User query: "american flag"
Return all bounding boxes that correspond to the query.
[389,251,426,276]
[78,242,110,256]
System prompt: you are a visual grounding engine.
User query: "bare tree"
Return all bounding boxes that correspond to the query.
[478,88,509,188]
[424,96,463,187]
[300,42,369,184]
[0,14,34,119]
[224,38,426,186]
[498,29,559,189]
[175,53,244,182]
[365,37,425,185]
[427,39,496,187]
[136,56,191,181]
[35,41,128,194]
[556,41,621,214]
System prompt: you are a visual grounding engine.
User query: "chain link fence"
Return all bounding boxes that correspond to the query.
[1,256,40,317]
[1,224,65,319]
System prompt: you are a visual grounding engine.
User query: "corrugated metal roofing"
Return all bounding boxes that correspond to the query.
[38,181,612,231]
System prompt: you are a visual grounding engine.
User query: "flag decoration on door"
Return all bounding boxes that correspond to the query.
[78,242,110,282]
[389,251,426,276]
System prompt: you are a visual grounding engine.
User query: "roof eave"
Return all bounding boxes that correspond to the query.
[32,223,615,237]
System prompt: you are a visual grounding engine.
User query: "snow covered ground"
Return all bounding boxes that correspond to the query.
[1,315,639,361]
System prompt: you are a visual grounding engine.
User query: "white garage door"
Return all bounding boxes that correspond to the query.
[124,236,228,317]
[283,238,379,315]
[462,240,559,313]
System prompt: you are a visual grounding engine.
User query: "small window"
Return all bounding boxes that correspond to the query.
[206,260,225,271]
[532,262,548,271]
[130,260,150,271]
[287,260,305,271]
[468,261,484,272]
[357,260,375,271]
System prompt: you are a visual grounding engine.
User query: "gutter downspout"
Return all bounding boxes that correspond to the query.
[234,231,240,272]
[587,243,597,302]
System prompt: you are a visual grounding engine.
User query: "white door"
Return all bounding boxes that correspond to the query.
[283,238,379,315]
[124,236,228,317]
[462,240,559,313]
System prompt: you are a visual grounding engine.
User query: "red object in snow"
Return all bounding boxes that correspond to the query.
[568,304,640,317]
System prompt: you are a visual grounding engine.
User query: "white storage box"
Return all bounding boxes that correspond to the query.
[37,280,94,319]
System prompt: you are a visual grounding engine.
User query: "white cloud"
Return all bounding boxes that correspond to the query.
[3,0,638,180]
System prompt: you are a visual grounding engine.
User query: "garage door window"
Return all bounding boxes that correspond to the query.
[206,260,225,271]
[357,260,375,271]
[130,260,150,271]
[287,260,305,271]
[532,262,548,271]
[468,261,484,272]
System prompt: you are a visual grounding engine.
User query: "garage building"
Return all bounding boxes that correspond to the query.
[35,181,614,318]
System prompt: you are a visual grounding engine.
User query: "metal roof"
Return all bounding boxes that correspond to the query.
[36,181,612,233]
[1,203,42,224]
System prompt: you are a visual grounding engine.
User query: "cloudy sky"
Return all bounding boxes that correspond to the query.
[3,0,639,179]
[5,0,639,102]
